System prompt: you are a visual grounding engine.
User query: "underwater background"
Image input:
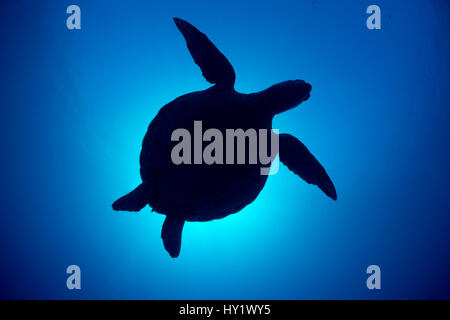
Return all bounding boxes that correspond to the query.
[0,0,449,299]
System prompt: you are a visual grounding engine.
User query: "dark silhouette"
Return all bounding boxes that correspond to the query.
[113,18,337,258]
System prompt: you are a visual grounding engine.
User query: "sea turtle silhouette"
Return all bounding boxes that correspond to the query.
[113,18,337,258]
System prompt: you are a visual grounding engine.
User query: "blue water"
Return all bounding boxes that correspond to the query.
[1,0,449,299]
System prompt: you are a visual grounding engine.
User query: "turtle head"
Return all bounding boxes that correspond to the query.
[258,80,312,115]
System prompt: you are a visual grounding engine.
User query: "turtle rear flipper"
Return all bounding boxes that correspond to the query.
[112,183,149,212]
[279,134,337,200]
[161,216,185,258]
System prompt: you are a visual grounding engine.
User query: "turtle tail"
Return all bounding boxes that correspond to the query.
[112,183,149,212]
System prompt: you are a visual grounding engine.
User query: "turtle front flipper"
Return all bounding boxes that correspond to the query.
[161,215,185,258]
[173,18,235,89]
[279,134,337,200]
